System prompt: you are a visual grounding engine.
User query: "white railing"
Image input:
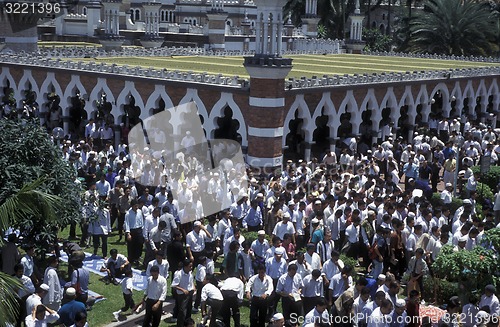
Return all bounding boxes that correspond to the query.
[285,66,500,89]
[363,50,500,63]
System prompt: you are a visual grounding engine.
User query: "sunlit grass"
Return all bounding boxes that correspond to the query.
[68,54,500,79]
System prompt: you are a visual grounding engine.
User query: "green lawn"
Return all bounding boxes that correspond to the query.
[72,54,500,79]
[57,227,258,327]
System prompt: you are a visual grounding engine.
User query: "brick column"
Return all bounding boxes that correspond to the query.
[244,56,292,168]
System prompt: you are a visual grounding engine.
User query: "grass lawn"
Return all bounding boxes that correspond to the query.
[57,227,259,327]
[71,54,500,79]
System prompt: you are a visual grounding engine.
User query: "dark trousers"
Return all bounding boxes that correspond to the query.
[247,225,261,232]
[122,293,135,311]
[117,212,125,236]
[221,290,240,327]
[127,228,144,262]
[302,296,321,316]
[194,280,203,309]
[268,278,280,320]
[207,298,223,327]
[142,298,162,327]
[92,234,108,257]
[108,262,130,279]
[176,291,193,327]
[282,297,303,321]
[80,219,89,246]
[250,296,268,327]
[192,250,204,266]
[110,205,118,230]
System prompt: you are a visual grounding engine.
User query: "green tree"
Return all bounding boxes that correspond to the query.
[405,0,499,56]
[363,28,392,51]
[0,177,64,325]
[0,119,82,251]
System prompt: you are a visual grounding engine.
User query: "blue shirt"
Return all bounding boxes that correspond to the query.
[124,208,144,232]
[244,207,262,228]
[265,257,288,280]
[58,300,86,326]
[311,229,324,245]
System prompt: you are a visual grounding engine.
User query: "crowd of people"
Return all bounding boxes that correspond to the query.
[1,107,500,327]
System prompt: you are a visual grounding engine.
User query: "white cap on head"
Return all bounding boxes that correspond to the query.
[288,200,295,206]
[274,248,285,256]
[40,284,50,292]
[408,212,416,218]
[258,230,265,235]
[66,287,76,296]
[311,218,320,224]
[314,200,322,205]
[272,313,284,322]
[475,311,490,325]
[396,299,406,308]
[445,183,453,188]
[463,199,471,204]
[256,193,264,198]
[194,221,202,227]
[459,236,468,243]
[378,274,386,281]
[283,212,291,219]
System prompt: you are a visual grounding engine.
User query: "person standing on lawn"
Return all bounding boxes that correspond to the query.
[172,259,195,327]
[124,199,144,265]
[142,265,167,327]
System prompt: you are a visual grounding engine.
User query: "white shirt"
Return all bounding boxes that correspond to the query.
[220,277,245,300]
[367,307,390,327]
[273,221,295,241]
[246,274,274,297]
[329,273,353,298]
[251,239,270,258]
[25,312,60,327]
[172,269,195,294]
[479,294,500,316]
[43,267,62,307]
[346,224,360,243]
[321,258,344,280]
[305,252,322,270]
[304,307,330,327]
[201,283,224,302]
[144,275,168,301]
[21,255,35,277]
[146,259,169,279]
[301,275,323,298]
[121,276,134,295]
[186,230,207,253]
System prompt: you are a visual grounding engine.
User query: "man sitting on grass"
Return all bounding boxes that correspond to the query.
[100,249,130,285]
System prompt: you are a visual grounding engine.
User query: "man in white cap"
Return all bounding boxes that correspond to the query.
[266,247,288,318]
[441,183,454,204]
[186,221,212,265]
[26,284,50,319]
[270,313,285,327]
[272,212,296,244]
[251,230,270,264]
[57,288,86,327]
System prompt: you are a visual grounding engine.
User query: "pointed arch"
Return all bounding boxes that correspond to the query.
[398,86,416,108]
[144,85,175,116]
[16,70,40,108]
[476,79,488,99]
[179,88,210,135]
[282,94,313,147]
[209,92,247,147]
[414,85,429,106]
[0,67,18,101]
[89,78,117,123]
[360,89,380,113]
[63,75,88,116]
[463,81,475,100]
[488,79,499,104]
[40,72,64,110]
[311,92,336,123]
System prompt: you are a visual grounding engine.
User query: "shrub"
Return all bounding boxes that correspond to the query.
[340,254,359,275]
[471,166,500,191]
[423,276,459,304]
[430,193,463,215]
[431,245,498,302]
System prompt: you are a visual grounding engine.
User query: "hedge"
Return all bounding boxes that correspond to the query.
[471,165,500,191]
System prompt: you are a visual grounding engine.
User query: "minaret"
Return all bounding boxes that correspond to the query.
[206,0,228,51]
[100,0,125,51]
[243,0,293,169]
[346,0,365,53]
[140,1,164,48]
[86,0,102,37]
[301,0,319,38]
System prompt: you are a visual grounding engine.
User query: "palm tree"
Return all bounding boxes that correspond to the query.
[407,0,498,56]
[0,177,62,326]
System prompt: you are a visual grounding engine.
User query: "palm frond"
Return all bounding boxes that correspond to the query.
[0,176,63,243]
[0,272,23,326]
